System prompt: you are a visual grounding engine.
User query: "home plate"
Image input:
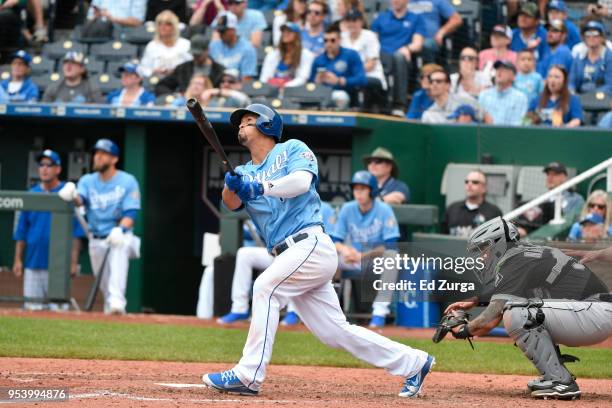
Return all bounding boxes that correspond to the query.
[156,383,208,389]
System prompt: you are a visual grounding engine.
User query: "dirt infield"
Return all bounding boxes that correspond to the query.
[1,358,611,407]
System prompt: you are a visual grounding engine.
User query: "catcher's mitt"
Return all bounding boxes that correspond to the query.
[432,310,471,344]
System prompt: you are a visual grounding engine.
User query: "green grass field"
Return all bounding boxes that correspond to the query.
[0,316,610,378]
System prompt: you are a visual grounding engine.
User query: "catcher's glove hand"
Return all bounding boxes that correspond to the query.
[432,310,471,344]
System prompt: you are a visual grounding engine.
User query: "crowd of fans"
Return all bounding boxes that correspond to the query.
[0,0,610,127]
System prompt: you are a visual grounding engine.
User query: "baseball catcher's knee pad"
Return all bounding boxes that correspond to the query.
[503,307,573,383]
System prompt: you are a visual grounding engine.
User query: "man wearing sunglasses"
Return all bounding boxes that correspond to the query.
[442,170,502,237]
[227,0,268,48]
[510,2,548,61]
[12,150,84,311]
[537,19,573,77]
[569,20,612,95]
[301,0,328,55]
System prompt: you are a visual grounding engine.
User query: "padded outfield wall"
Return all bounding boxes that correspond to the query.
[1,107,611,314]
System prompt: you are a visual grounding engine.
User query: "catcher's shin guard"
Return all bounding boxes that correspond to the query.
[503,306,573,384]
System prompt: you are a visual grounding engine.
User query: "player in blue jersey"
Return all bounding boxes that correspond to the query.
[201,103,434,398]
[13,149,84,310]
[331,171,400,329]
[58,139,141,315]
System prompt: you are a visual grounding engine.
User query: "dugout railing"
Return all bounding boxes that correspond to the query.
[0,190,73,305]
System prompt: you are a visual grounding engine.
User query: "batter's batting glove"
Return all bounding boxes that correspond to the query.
[58,181,79,202]
[107,227,125,247]
[237,180,264,202]
[224,172,242,192]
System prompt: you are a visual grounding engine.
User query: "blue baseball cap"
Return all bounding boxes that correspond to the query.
[582,20,606,35]
[118,62,142,76]
[93,139,120,157]
[11,50,32,66]
[580,213,604,225]
[447,104,477,120]
[281,22,301,34]
[37,149,61,166]
[548,0,567,13]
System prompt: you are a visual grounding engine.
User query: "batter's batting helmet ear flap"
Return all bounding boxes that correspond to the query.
[230,103,283,141]
[350,170,379,198]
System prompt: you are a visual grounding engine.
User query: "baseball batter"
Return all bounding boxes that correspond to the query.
[59,139,141,315]
[202,103,434,397]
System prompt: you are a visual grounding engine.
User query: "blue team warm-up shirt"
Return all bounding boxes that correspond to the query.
[330,200,400,252]
[309,47,367,90]
[77,170,141,237]
[235,139,323,251]
[371,10,427,55]
[13,183,85,269]
[537,44,573,77]
[510,26,549,60]
[528,94,584,125]
[569,48,612,95]
[301,29,325,56]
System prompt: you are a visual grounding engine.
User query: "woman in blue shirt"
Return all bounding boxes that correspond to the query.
[527,65,583,127]
[107,63,156,107]
[568,190,612,241]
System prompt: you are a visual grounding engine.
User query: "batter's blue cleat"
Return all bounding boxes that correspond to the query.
[202,369,258,396]
[368,315,386,328]
[280,311,299,326]
[399,355,435,398]
[217,312,249,324]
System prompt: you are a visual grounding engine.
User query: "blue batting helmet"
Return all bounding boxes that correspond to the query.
[350,170,378,198]
[230,103,283,141]
[93,139,120,157]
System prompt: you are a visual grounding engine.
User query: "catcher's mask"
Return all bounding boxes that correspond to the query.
[467,217,519,284]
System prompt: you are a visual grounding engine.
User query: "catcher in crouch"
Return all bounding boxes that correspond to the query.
[437,217,611,400]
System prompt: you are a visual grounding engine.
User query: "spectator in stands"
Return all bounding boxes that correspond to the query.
[0,0,24,48]
[479,25,517,74]
[547,1,580,49]
[516,161,584,236]
[272,0,307,45]
[406,63,443,120]
[569,20,612,95]
[260,22,314,88]
[447,104,478,123]
[201,68,250,107]
[422,68,491,124]
[571,16,612,59]
[227,0,267,47]
[155,34,225,96]
[86,0,146,27]
[209,12,257,80]
[146,0,188,23]
[190,0,227,28]
[568,190,612,241]
[450,47,492,100]
[249,0,278,11]
[362,147,411,204]
[333,0,365,28]
[587,1,612,19]
[12,149,83,311]
[407,0,463,63]
[527,65,583,127]
[599,110,612,128]
[442,170,502,238]
[0,50,39,102]
[514,49,545,102]
[26,0,48,44]
[170,72,214,107]
[140,10,192,78]
[537,19,573,78]
[341,8,387,112]
[478,61,528,126]
[0,84,8,102]
[310,23,367,109]
[510,1,548,62]
[42,52,105,104]
[371,0,425,116]
[301,0,328,55]
[107,62,155,107]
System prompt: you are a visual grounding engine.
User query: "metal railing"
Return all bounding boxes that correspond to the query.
[504,157,612,224]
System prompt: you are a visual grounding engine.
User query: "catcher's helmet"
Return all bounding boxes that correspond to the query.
[93,138,120,157]
[230,103,283,141]
[350,170,378,198]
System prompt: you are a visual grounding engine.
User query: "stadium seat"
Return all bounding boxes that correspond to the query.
[86,59,106,76]
[91,73,122,94]
[71,24,112,46]
[256,46,274,69]
[0,65,10,81]
[263,9,277,28]
[42,40,86,61]
[267,97,300,110]
[449,0,481,56]
[106,60,124,75]
[579,91,611,126]
[363,0,378,12]
[120,22,156,46]
[283,83,333,109]
[262,30,273,47]
[155,94,178,106]
[242,80,278,99]
[143,75,161,91]
[90,41,139,62]
[32,72,62,93]
[29,56,56,76]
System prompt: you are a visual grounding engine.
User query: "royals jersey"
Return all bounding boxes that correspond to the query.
[330,200,399,252]
[77,170,141,236]
[235,139,323,252]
